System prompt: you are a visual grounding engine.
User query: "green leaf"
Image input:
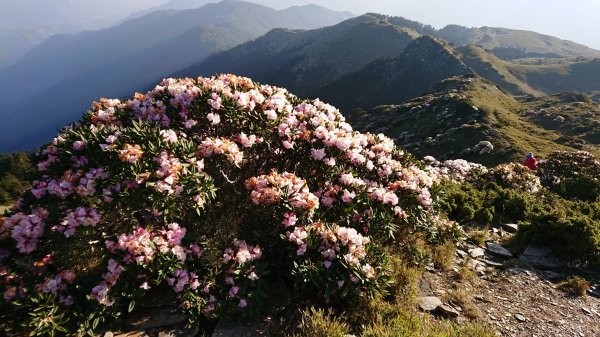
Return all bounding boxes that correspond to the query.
[128,300,136,313]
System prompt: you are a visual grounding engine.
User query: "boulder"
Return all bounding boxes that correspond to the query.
[486,242,513,258]
[468,248,485,259]
[418,296,443,311]
[501,223,519,233]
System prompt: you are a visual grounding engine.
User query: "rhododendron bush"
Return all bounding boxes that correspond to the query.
[0,75,456,334]
[538,151,600,201]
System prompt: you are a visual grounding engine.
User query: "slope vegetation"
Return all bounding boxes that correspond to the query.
[352,75,600,165]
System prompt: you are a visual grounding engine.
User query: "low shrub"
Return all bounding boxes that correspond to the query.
[557,276,590,297]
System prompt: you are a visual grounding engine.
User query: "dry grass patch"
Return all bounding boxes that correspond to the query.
[558,276,590,297]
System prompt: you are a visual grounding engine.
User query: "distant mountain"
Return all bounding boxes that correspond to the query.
[0,0,165,31]
[317,36,472,112]
[0,1,353,152]
[0,0,165,68]
[437,25,600,60]
[352,75,600,166]
[117,0,218,24]
[174,14,419,96]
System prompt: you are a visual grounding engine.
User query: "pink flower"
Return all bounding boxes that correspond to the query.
[323,157,336,166]
[160,129,178,143]
[310,148,326,160]
[229,286,239,298]
[72,141,85,150]
[238,298,248,308]
[341,190,356,203]
[208,93,222,110]
[323,260,332,269]
[3,286,16,301]
[184,119,198,128]
[207,112,221,125]
[264,109,277,120]
[282,212,297,227]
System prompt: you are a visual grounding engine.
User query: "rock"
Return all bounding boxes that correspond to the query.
[501,223,519,233]
[542,270,563,279]
[418,296,443,312]
[137,287,178,308]
[125,307,186,330]
[454,316,466,325]
[474,294,485,301]
[514,314,526,322]
[104,333,114,337]
[456,249,468,259]
[482,259,503,267]
[437,304,460,318]
[519,244,563,269]
[156,322,200,337]
[588,287,600,298]
[419,278,434,296]
[519,254,564,269]
[211,321,263,337]
[522,244,552,257]
[506,267,528,275]
[581,307,593,315]
[469,248,485,259]
[486,243,513,258]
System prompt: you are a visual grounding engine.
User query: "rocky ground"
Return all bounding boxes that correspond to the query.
[419,223,600,337]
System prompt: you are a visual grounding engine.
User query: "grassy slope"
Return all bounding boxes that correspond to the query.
[455,44,544,97]
[353,75,599,166]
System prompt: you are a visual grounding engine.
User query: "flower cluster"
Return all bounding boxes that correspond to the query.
[198,138,244,165]
[245,172,319,212]
[91,259,123,306]
[286,222,383,302]
[106,223,188,265]
[36,270,76,305]
[1,209,48,253]
[489,163,541,194]
[424,156,488,183]
[221,240,265,310]
[58,207,100,237]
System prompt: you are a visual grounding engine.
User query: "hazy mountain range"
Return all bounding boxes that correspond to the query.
[0,0,166,68]
[1,1,600,155]
[0,1,352,152]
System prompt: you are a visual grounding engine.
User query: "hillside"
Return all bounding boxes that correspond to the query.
[174,14,600,116]
[454,44,544,96]
[174,14,419,96]
[352,75,600,166]
[437,25,600,59]
[317,36,472,112]
[0,1,353,153]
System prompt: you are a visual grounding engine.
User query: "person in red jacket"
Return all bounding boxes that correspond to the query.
[523,152,538,170]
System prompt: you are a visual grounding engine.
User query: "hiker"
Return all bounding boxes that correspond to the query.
[523,152,538,170]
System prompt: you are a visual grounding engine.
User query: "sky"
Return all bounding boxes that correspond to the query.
[252,0,600,49]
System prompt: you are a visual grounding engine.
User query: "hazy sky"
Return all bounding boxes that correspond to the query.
[251,0,600,49]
